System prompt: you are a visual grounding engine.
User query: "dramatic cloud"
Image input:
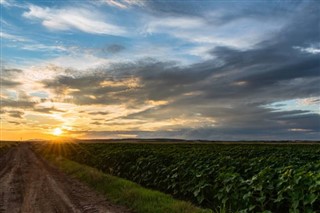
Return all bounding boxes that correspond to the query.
[1,0,319,140]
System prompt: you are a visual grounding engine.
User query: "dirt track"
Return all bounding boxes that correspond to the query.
[0,145,130,213]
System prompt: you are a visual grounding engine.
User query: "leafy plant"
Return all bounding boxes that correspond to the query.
[42,143,320,212]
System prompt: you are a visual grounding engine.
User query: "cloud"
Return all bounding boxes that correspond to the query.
[0,68,23,88]
[0,0,11,6]
[0,0,7,5]
[20,43,67,52]
[1,30,69,56]
[142,0,309,23]
[3,0,320,140]
[0,32,29,42]
[146,16,206,32]
[102,0,145,9]
[39,1,320,140]
[8,121,21,125]
[141,0,209,17]
[0,0,24,8]
[0,78,21,88]
[139,0,318,62]
[1,98,36,109]
[142,9,285,50]
[299,97,320,106]
[33,107,65,114]
[22,5,126,35]
[48,54,109,70]
[88,111,109,115]
[42,70,141,105]
[41,52,319,138]
[104,44,126,54]
[7,110,24,119]
[294,44,320,54]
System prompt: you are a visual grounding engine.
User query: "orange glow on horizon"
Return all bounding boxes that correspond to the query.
[0,130,61,141]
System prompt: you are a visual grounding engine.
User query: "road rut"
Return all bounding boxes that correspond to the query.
[0,145,130,213]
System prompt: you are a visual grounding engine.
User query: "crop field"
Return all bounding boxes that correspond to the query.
[44,142,320,213]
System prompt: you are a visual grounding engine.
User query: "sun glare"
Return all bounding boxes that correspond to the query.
[53,128,63,136]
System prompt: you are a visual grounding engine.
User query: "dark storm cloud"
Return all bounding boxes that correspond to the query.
[202,1,320,100]
[280,113,320,132]
[42,0,320,140]
[239,57,319,88]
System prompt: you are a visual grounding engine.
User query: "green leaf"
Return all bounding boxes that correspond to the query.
[193,188,201,197]
[303,193,318,205]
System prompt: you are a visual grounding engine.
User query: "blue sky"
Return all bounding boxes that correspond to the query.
[1,0,292,66]
[1,0,319,140]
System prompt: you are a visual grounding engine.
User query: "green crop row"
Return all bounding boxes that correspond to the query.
[43,143,320,212]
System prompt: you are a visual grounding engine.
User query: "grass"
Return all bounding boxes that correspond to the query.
[46,155,212,213]
[0,142,17,154]
[0,141,16,148]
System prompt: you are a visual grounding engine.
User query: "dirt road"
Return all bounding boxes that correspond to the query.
[0,145,130,213]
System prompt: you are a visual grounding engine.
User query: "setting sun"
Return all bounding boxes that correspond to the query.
[53,128,63,136]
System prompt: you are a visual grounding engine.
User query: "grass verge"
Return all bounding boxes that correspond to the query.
[0,142,17,155]
[46,155,212,213]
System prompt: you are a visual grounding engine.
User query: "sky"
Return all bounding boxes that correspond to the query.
[0,0,319,141]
